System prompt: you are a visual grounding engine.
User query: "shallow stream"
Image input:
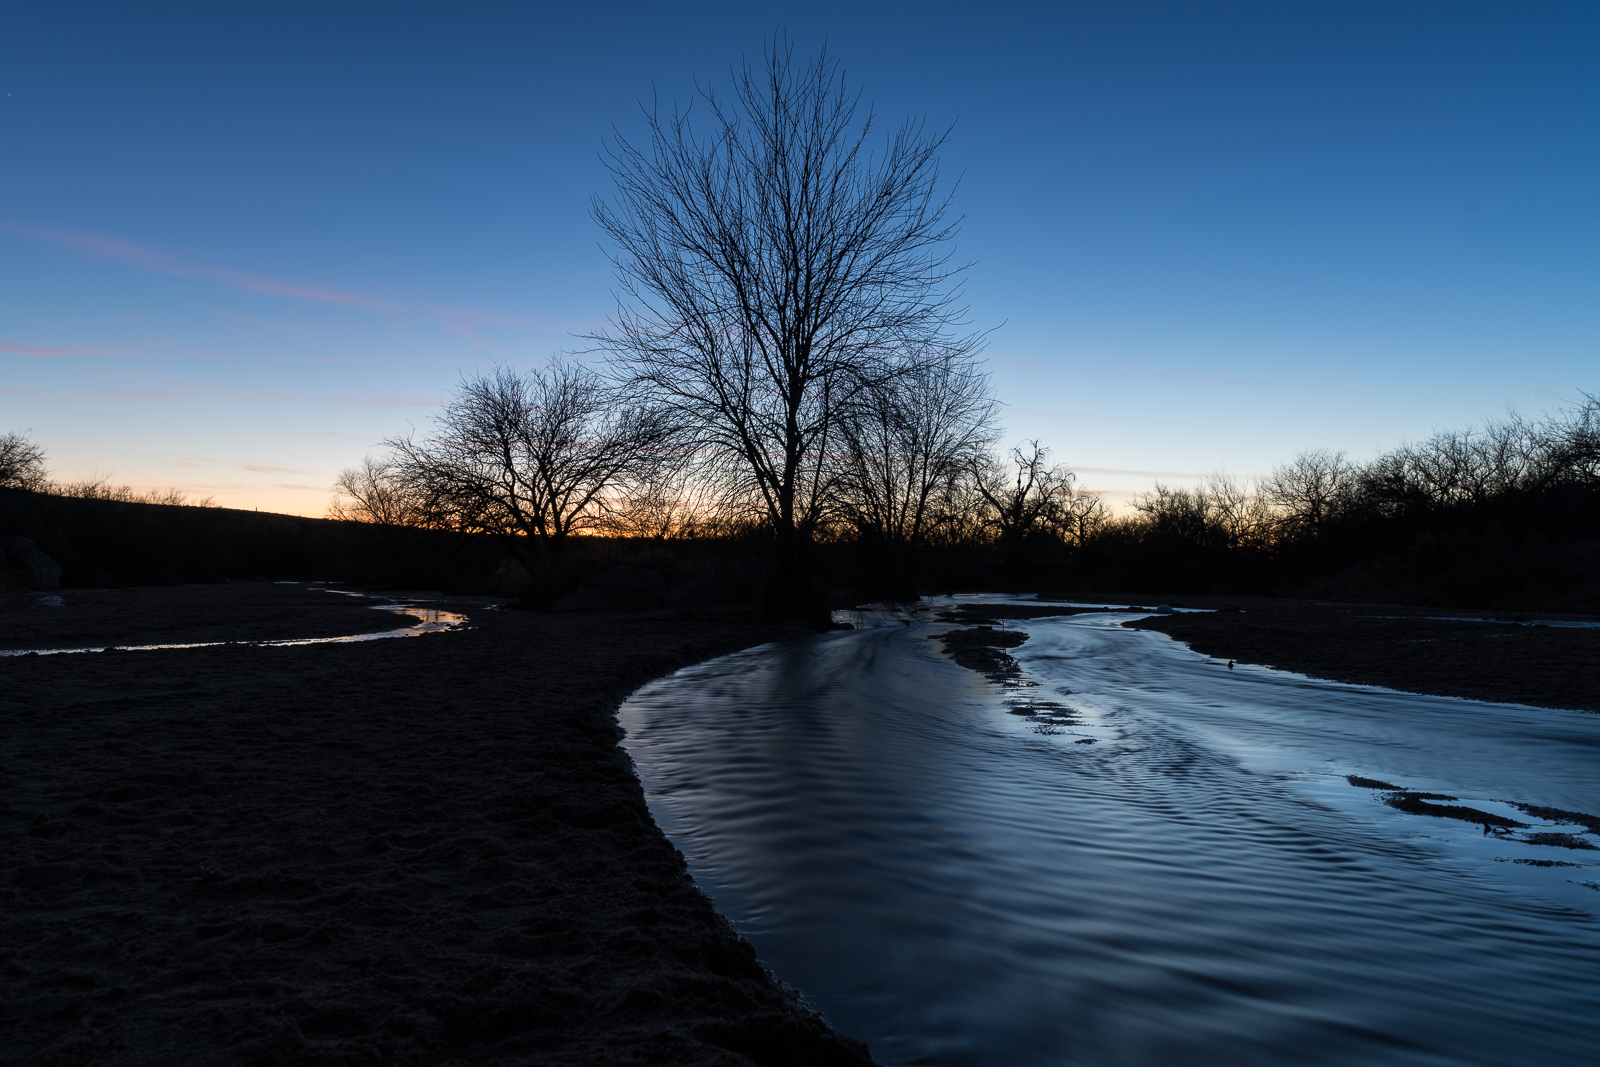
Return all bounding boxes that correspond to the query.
[0,587,467,657]
[618,598,1600,1066]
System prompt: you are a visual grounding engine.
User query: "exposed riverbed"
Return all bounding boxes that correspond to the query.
[2,585,861,1065]
[619,598,1600,1066]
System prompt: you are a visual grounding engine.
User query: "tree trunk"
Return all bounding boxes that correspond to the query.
[763,522,819,617]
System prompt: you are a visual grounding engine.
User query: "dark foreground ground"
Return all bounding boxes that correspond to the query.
[0,584,876,1066]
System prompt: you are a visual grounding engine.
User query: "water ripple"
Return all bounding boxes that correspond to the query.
[620,602,1600,1067]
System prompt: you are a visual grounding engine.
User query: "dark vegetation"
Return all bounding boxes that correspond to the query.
[1344,777,1600,844]
[0,486,491,592]
[1086,397,1600,612]
[5,392,1598,617]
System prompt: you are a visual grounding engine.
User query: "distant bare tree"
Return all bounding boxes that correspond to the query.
[591,41,977,611]
[384,362,673,566]
[1057,487,1110,548]
[602,450,756,540]
[0,431,49,491]
[141,487,216,507]
[328,456,435,528]
[1131,474,1270,554]
[1553,392,1600,484]
[836,348,998,588]
[1200,473,1272,551]
[972,441,1097,562]
[1262,448,1357,537]
[46,473,215,507]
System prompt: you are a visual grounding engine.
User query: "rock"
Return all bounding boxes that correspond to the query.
[0,536,63,591]
[550,566,667,612]
[1155,604,1176,614]
[664,566,762,609]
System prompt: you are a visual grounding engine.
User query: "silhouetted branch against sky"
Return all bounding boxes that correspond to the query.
[381,362,674,564]
[588,37,991,607]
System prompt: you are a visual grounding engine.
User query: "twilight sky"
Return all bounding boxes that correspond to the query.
[3,1,1596,515]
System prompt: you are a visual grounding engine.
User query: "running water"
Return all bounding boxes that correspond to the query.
[618,599,1600,1067]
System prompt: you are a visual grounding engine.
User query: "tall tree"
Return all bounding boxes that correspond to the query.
[591,40,976,613]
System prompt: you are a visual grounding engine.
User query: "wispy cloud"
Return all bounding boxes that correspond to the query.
[0,338,116,357]
[85,388,306,402]
[2,222,597,342]
[3,222,398,313]
[1031,363,1277,390]
[80,388,436,407]
[238,463,313,474]
[1072,466,1208,479]
[2,335,497,368]
[430,304,598,347]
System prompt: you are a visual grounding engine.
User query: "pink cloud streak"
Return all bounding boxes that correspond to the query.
[0,339,113,357]
[4,222,397,313]
[81,389,437,407]
[4,221,598,350]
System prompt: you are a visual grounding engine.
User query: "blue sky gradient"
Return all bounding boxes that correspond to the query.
[3,1,1595,513]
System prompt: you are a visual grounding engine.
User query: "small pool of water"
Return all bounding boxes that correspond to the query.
[619,599,1600,1067]
[0,589,468,657]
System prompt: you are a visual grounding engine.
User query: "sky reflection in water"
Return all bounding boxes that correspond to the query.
[619,602,1600,1067]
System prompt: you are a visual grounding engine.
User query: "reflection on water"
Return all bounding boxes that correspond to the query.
[619,600,1600,1067]
[0,589,468,657]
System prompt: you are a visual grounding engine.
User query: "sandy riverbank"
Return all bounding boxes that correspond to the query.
[0,584,876,1066]
[1117,594,1599,713]
[934,595,1599,712]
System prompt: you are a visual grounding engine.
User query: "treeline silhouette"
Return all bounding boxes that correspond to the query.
[3,395,1596,613]
[1075,397,1600,611]
[0,479,808,602]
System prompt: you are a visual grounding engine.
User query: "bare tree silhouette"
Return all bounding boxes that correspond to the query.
[836,348,999,592]
[972,441,1099,567]
[1133,475,1271,554]
[601,449,756,541]
[590,40,977,612]
[1262,448,1356,538]
[0,431,49,491]
[329,457,424,528]
[385,362,673,568]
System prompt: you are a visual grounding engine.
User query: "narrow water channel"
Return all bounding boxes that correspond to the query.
[0,588,468,657]
[618,600,1600,1067]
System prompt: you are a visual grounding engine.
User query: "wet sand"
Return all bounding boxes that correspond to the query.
[1114,595,1600,714]
[0,583,413,651]
[933,595,1600,712]
[0,584,876,1066]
